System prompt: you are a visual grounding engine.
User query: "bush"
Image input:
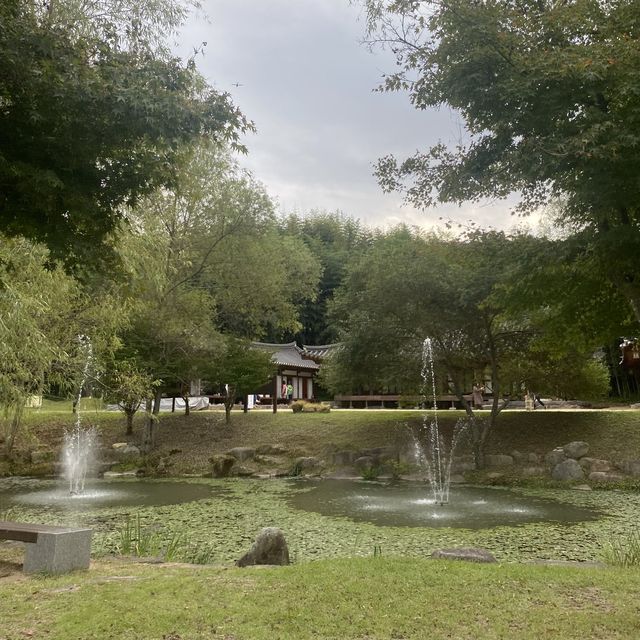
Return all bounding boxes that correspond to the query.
[291,400,330,414]
[291,400,305,413]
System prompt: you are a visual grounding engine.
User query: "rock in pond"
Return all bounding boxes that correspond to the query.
[431,548,497,563]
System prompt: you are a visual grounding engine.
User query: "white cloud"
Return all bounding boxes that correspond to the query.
[176,0,522,232]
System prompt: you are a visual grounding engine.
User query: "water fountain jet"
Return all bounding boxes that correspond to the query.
[62,335,97,496]
[412,338,468,505]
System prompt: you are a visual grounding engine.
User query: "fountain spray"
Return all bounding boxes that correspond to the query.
[413,338,467,505]
[62,335,98,495]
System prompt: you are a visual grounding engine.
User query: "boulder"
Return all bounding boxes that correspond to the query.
[510,450,524,463]
[332,450,356,466]
[620,460,640,477]
[236,527,290,567]
[112,442,128,450]
[431,548,497,563]
[545,448,566,467]
[452,462,476,473]
[210,454,235,478]
[295,456,320,469]
[563,441,589,459]
[485,454,514,468]
[521,466,546,477]
[579,458,611,473]
[227,447,255,462]
[551,459,585,481]
[526,453,541,464]
[121,444,141,457]
[588,471,625,483]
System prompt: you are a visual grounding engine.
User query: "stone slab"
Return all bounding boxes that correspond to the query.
[23,528,92,575]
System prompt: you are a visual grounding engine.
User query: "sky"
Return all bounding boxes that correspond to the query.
[176,0,523,232]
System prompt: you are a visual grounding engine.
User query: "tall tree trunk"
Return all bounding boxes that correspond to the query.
[125,410,134,436]
[142,398,154,453]
[182,394,190,416]
[224,385,235,424]
[152,390,162,415]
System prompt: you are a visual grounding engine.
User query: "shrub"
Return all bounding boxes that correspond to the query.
[360,465,383,481]
[291,400,331,413]
[290,400,305,413]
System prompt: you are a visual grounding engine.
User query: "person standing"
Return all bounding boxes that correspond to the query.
[286,381,293,402]
[281,380,287,399]
[472,383,484,410]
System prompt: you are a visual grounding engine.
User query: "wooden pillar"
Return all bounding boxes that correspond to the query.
[272,375,277,414]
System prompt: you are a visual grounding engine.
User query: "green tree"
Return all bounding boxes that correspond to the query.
[0,0,249,267]
[114,143,319,437]
[277,212,371,345]
[102,359,160,435]
[0,236,122,453]
[364,0,640,323]
[206,338,275,424]
[329,227,602,466]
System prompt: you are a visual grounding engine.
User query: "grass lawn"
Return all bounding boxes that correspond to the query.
[1,557,640,639]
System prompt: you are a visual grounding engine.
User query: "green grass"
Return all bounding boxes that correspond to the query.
[1,557,639,639]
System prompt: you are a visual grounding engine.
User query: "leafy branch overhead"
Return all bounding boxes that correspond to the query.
[365,0,640,322]
[0,0,251,268]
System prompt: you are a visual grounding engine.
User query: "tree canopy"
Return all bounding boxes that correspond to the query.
[365,0,640,322]
[0,0,249,267]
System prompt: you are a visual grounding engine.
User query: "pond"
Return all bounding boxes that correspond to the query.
[0,477,221,512]
[0,476,629,564]
[286,479,602,529]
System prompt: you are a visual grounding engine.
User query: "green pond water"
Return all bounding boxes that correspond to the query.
[285,479,601,529]
[1,477,637,564]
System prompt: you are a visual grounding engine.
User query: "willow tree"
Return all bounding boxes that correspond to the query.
[365,0,640,324]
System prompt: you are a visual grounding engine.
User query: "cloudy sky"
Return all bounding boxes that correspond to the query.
[177,0,521,231]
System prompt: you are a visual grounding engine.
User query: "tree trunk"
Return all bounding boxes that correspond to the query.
[182,394,190,416]
[142,397,155,453]
[243,395,249,414]
[125,410,134,436]
[224,385,235,424]
[152,390,162,415]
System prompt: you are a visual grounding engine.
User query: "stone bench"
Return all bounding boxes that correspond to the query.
[0,521,92,574]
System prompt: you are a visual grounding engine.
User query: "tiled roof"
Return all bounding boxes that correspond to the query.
[302,344,341,359]
[251,341,320,370]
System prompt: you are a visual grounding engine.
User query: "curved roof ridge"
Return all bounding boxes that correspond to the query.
[251,340,298,348]
[302,343,341,350]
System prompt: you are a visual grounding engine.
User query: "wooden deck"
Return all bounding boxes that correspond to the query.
[333,394,473,408]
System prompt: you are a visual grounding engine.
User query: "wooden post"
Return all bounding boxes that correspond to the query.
[272,376,278,414]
